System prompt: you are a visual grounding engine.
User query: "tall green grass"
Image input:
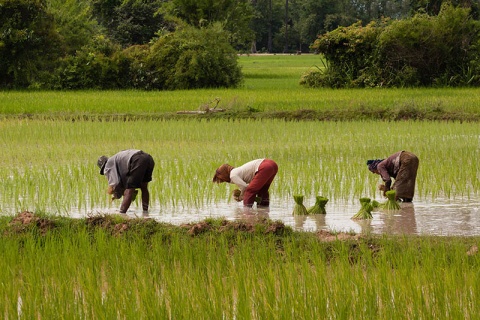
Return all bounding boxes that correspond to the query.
[0,218,478,318]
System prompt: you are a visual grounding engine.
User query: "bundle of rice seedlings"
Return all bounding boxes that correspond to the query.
[352,197,374,220]
[232,189,242,202]
[382,190,401,210]
[232,189,241,198]
[307,196,328,214]
[292,195,308,215]
[371,199,380,209]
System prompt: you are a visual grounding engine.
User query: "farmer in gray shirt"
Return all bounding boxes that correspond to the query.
[97,149,155,214]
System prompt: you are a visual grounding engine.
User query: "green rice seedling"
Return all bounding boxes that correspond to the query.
[307,196,328,214]
[382,190,401,210]
[0,118,479,215]
[292,195,308,215]
[352,197,374,220]
[1,213,480,318]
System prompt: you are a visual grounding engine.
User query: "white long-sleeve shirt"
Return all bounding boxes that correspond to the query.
[230,159,264,192]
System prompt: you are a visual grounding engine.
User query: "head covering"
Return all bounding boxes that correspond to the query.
[213,164,234,183]
[97,156,109,175]
[367,159,383,172]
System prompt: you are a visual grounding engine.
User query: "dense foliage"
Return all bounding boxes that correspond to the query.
[146,24,242,90]
[0,0,62,88]
[305,4,480,88]
[1,0,479,89]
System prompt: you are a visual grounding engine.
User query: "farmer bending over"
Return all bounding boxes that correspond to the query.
[213,158,278,207]
[367,151,419,202]
[97,149,155,214]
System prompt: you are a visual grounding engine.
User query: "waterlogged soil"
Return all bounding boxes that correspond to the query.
[76,196,480,237]
[4,211,303,239]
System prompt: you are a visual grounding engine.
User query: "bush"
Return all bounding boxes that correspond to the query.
[377,4,480,87]
[120,45,156,90]
[47,24,243,90]
[50,36,124,89]
[146,23,243,90]
[308,4,480,88]
[309,20,384,88]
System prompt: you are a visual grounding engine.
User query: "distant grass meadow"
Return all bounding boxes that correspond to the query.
[1,54,480,318]
[2,54,480,117]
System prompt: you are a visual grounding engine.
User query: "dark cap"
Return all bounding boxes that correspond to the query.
[366,159,383,172]
[97,156,108,175]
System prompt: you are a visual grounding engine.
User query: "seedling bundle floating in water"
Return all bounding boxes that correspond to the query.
[292,195,308,215]
[307,196,328,215]
[352,197,375,220]
[382,190,401,210]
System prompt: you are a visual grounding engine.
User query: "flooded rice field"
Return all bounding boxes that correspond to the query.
[75,197,480,236]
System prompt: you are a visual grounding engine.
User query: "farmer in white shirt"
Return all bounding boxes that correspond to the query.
[213,158,278,207]
[97,149,155,214]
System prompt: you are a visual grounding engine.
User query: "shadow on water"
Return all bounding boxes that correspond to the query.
[68,197,480,236]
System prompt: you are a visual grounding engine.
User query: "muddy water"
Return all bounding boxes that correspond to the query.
[76,197,480,236]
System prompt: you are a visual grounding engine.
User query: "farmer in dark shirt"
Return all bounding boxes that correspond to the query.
[367,151,419,202]
[97,149,155,214]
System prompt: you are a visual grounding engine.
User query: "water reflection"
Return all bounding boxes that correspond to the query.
[233,206,270,222]
[294,214,326,231]
[352,219,373,234]
[376,202,418,235]
[20,196,480,236]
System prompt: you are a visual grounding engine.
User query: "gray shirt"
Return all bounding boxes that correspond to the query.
[104,149,141,189]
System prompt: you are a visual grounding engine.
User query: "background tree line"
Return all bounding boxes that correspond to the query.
[0,0,479,89]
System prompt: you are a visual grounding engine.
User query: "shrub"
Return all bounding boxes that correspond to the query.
[308,4,480,88]
[146,23,243,90]
[50,36,124,89]
[309,20,384,88]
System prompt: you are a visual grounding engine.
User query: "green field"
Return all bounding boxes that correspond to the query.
[1,54,480,120]
[1,214,479,318]
[1,54,480,318]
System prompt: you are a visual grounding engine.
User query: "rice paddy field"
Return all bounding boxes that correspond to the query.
[1,54,480,318]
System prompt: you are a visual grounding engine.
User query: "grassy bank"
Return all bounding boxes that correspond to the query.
[1,212,479,318]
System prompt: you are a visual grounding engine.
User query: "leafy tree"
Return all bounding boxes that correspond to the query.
[47,0,102,54]
[250,0,284,52]
[112,0,167,46]
[410,0,479,17]
[146,23,242,89]
[160,0,255,48]
[0,0,62,88]
[91,0,166,47]
[377,3,480,86]
[90,0,121,28]
[294,0,338,49]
